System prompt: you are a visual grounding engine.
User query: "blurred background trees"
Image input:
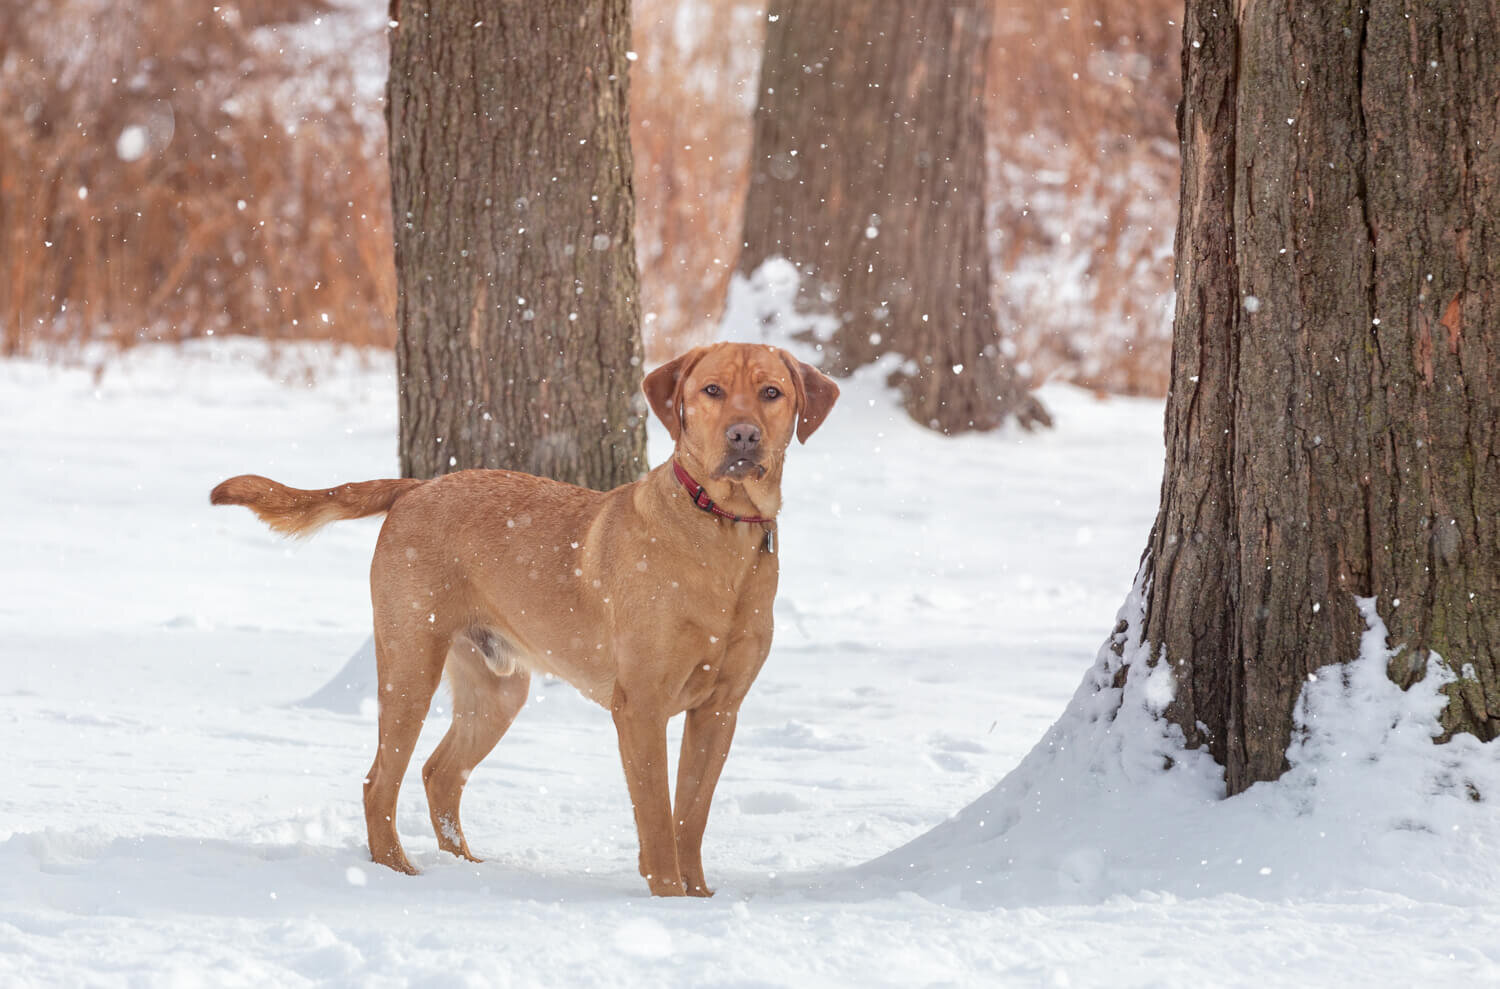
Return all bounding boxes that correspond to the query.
[0,0,1180,399]
[0,0,393,357]
[740,0,1049,432]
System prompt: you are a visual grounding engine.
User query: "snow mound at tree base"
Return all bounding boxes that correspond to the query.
[297,636,453,722]
[296,636,378,716]
[860,572,1500,909]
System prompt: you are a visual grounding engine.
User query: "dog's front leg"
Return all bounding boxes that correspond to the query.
[672,704,739,896]
[611,688,685,897]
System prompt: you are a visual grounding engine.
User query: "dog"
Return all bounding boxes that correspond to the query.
[210,342,838,896]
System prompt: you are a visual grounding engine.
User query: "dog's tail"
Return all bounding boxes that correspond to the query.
[210,474,423,538]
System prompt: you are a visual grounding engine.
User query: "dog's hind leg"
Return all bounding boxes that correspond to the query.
[363,628,445,875]
[422,631,530,861]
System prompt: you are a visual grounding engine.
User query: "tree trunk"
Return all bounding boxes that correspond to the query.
[1143,0,1500,795]
[387,0,645,486]
[738,0,1048,433]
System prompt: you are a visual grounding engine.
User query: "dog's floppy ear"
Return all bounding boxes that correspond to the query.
[642,347,707,441]
[776,350,840,443]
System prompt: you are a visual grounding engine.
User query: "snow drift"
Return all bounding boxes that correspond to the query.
[863,571,1500,909]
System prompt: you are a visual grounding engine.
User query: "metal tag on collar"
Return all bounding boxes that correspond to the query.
[763,524,776,554]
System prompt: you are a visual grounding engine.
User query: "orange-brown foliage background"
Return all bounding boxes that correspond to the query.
[0,0,394,355]
[1,0,1180,394]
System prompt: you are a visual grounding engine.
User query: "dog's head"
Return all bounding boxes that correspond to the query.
[643,343,839,483]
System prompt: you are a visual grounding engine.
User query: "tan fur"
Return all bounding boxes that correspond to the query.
[210,475,422,538]
[212,343,838,897]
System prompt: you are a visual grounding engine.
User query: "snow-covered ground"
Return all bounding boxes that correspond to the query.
[2,340,1495,986]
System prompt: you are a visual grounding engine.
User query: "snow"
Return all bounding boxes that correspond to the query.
[2,338,1496,985]
[115,125,148,162]
[860,580,1500,916]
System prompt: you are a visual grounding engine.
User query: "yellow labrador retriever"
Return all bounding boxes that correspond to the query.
[211,342,838,896]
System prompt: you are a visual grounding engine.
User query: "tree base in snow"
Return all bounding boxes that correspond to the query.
[862,573,1499,909]
[890,365,1053,435]
[295,637,377,716]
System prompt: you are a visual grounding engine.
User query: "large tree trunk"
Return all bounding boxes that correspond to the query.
[738,0,1047,434]
[1143,0,1500,795]
[387,0,645,486]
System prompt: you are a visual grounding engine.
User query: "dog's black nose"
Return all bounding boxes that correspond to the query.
[725,422,761,453]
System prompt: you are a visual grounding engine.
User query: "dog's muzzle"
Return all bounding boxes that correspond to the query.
[715,455,767,481]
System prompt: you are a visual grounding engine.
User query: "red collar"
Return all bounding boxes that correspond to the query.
[672,461,774,524]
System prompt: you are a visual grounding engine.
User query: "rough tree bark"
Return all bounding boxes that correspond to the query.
[387,0,645,486]
[738,0,1048,433]
[1142,0,1499,795]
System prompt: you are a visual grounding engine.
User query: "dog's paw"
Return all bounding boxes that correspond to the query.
[372,849,421,876]
[680,867,714,897]
[644,875,688,897]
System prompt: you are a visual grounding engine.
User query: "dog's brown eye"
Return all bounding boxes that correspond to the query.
[762,386,781,401]
[702,384,722,398]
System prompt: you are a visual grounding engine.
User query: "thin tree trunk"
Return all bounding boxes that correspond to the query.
[739,0,1047,433]
[1143,0,1500,795]
[387,0,645,486]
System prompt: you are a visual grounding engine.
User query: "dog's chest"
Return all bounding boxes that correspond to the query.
[638,536,775,626]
